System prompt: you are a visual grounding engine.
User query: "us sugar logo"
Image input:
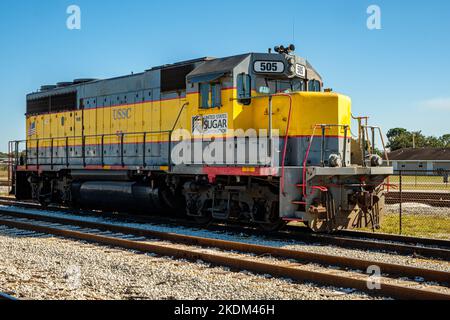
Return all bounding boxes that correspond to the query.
[192,114,228,135]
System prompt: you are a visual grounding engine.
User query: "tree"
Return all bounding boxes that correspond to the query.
[441,134,450,148]
[386,128,450,151]
[386,128,416,151]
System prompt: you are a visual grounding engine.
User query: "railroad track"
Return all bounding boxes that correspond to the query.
[335,229,450,248]
[283,227,450,261]
[386,191,450,207]
[0,208,449,300]
[0,197,449,261]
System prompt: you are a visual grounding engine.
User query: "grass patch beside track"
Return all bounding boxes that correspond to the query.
[0,167,7,178]
[358,213,450,240]
[0,168,9,196]
[387,176,450,191]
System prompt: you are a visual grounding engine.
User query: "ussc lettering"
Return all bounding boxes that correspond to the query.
[113,108,132,120]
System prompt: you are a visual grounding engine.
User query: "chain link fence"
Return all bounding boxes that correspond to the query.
[383,170,450,239]
[0,158,9,195]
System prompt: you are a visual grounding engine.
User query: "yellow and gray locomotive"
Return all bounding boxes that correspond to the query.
[10,45,392,232]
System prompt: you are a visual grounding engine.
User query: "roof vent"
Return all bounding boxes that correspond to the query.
[56,82,73,87]
[73,78,97,84]
[40,85,57,91]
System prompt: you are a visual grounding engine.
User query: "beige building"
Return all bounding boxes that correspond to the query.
[387,148,450,172]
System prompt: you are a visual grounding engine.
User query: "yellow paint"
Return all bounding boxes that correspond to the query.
[26,89,351,148]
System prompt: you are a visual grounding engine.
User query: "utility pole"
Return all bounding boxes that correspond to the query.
[412,133,416,149]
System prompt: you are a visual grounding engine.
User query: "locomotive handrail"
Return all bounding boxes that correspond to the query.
[168,102,189,170]
[231,92,296,193]
[66,137,69,168]
[302,124,350,199]
[360,125,390,166]
[171,102,189,132]
[11,129,173,144]
[9,129,174,170]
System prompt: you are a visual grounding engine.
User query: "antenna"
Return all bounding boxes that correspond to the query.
[292,17,295,45]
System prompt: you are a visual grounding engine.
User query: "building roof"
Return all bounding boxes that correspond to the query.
[388,148,450,161]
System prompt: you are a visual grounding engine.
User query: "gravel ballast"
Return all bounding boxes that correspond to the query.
[0,227,379,300]
[386,203,450,216]
[0,205,448,274]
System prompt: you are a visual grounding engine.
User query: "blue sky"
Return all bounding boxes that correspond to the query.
[0,0,449,150]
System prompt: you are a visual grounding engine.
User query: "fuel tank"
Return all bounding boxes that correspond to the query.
[71,181,165,213]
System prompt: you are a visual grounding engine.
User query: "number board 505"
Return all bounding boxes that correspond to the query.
[253,61,285,73]
[295,64,306,77]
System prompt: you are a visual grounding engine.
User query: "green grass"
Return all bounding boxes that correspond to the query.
[387,176,450,191]
[291,212,450,240]
[0,168,9,196]
[0,168,7,179]
[358,213,450,240]
[0,168,8,185]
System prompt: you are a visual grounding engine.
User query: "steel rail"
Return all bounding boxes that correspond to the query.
[0,197,449,260]
[386,191,450,208]
[0,216,448,300]
[0,209,449,286]
[334,229,450,249]
[286,231,450,261]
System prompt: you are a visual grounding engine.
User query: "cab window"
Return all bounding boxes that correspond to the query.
[211,83,222,107]
[237,73,252,105]
[263,79,306,93]
[292,79,306,92]
[200,83,222,109]
[308,80,321,92]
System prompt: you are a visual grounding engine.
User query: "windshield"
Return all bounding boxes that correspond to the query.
[263,78,306,94]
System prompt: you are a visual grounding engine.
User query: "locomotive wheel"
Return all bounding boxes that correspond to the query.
[257,201,286,232]
[191,199,213,226]
[309,218,332,233]
[159,188,185,217]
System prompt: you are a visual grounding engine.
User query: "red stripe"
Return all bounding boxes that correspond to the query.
[203,166,278,178]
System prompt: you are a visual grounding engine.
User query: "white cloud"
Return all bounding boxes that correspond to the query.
[419,98,450,111]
